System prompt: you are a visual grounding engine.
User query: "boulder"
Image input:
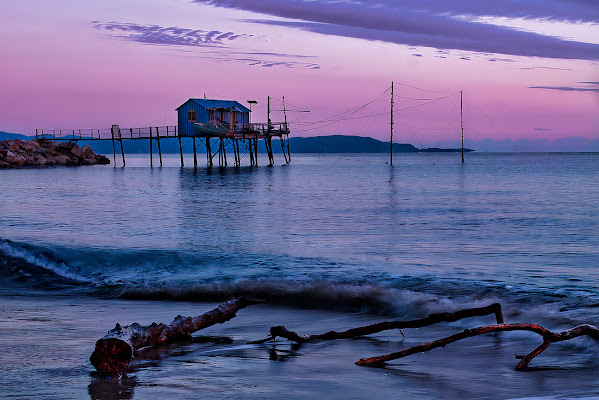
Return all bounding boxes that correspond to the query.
[54,155,70,165]
[5,151,26,166]
[35,155,48,165]
[0,139,109,167]
[69,144,84,159]
[22,154,37,166]
[95,154,110,165]
[81,144,94,158]
[40,140,58,155]
[9,139,22,151]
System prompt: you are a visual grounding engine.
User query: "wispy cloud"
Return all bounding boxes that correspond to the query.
[194,0,599,60]
[92,22,319,69]
[92,22,250,47]
[519,66,573,70]
[530,85,599,92]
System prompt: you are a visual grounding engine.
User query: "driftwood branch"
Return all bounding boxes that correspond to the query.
[356,323,599,370]
[90,297,263,378]
[264,303,503,343]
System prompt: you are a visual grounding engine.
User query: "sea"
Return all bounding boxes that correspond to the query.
[1,152,598,400]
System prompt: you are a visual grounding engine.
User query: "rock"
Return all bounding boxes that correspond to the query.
[5,151,26,166]
[0,139,109,168]
[35,155,48,165]
[70,144,84,160]
[95,154,110,165]
[22,154,37,166]
[10,139,22,151]
[82,155,97,165]
[40,140,58,155]
[54,155,70,165]
[81,145,94,158]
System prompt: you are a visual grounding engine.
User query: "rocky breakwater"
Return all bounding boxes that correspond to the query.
[0,139,110,168]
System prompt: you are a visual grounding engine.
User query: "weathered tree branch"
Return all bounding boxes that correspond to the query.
[90,297,263,378]
[355,323,599,370]
[263,303,503,343]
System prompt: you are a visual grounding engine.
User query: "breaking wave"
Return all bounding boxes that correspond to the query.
[1,237,598,330]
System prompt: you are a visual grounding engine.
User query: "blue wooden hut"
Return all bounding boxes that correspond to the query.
[176,98,251,137]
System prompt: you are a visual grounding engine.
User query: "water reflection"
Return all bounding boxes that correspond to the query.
[88,375,136,400]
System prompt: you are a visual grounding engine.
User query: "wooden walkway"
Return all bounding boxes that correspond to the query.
[34,125,290,168]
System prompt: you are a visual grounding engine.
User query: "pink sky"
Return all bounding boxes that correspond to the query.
[0,0,597,147]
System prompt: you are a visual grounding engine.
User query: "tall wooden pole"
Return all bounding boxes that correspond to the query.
[390,82,394,165]
[460,90,464,164]
[149,127,153,167]
[193,137,197,167]
[178,136,184,167]
[119,138,126,167]
[156,128,163,167]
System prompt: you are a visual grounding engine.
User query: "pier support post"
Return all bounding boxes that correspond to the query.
[156,128,163,167]
[248,139,254,166]
[149,127,153,167]
[206,137,213,167]
[178,136,184,167]
[266,137,274,166]
[221,138,228,167]
[119,138,126,167]
[111,138,116,166]
[193,137,197,167]
[254,139,258,166]
[280,136,289,164]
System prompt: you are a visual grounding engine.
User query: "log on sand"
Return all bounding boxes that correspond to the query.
[262,303,503,343]
[356,323,599,370]
[90,297,263,378]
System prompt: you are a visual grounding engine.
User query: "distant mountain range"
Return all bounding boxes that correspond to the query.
[0,132,471,154]
[2,130,597,152]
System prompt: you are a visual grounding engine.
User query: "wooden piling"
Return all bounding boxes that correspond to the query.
[111,126,117,166]
[149,127,153,167]
[206,137,213,167]
[178,135,184,167]
[156,128,163,167]
[248,139,254,166]
[119,138,126,167]
[280,137,288,164]
[111,137,116,166]
[193,137,197,167]
[254,139,258,166]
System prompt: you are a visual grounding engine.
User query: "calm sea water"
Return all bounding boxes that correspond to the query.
[1,152,598,399]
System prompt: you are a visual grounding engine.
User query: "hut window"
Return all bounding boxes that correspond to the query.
[187,110,197,122]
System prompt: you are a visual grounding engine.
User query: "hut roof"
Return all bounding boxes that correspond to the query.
[177,99,251,113]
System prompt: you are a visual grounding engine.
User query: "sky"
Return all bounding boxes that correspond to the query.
[1,0,598,149]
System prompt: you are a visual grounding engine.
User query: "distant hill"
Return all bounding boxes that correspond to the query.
[286,135,420,153]
[0,132,471,154]
[0,131,33,140]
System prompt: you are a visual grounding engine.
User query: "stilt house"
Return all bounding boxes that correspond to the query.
[176,98,251,137]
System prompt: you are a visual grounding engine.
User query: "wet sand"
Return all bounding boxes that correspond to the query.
[1,289,598,400]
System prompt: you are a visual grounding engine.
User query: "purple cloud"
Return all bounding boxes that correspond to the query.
[194,0,599,60]
[92,22,251,47]
[92,22,320,69]
[530,85,599,92]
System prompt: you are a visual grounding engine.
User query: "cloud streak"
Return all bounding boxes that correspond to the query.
[530,85,599,92]
[194,0,599,60]
[92,22,319,69]
[92,22,250,47]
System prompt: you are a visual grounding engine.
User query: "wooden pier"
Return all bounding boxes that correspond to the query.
[35,97,292,167]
